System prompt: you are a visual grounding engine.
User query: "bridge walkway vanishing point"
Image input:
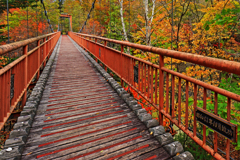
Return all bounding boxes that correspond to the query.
[10,35,185,160]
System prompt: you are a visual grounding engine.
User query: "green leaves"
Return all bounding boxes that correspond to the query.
[204,3,240,31]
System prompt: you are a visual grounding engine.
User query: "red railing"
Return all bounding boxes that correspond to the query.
[0,32,61,130]
[69,31,240,160]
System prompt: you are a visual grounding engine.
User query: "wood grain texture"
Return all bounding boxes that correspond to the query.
[21,36,170,160]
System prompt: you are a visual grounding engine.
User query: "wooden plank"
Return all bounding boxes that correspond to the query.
[35,100,119,118]
[37,130,151,160]
[21,36,162,160]
[22,124,146,159]
[26,112,137,142]
[132,147,170,160]
[94,139,161,160]
[30,105,130,129]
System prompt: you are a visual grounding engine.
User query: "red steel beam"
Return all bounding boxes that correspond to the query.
[68,31,240,160]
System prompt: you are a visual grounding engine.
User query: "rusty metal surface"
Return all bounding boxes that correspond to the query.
[0,32,61,131]
[0,32,57,56]
[21,35,169,160]
[75,33,240,76]
[69,31,240,160]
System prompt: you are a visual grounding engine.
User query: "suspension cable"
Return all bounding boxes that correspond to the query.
[40,0,54,33]
[79,0,97,33]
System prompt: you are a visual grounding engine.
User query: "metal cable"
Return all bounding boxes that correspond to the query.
[27,1,29,38]
[40,0,54,33]
[79,0,97,33]
[7,0,9,44]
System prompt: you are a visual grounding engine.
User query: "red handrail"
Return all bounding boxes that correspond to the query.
[0,32,61,130]
[69,31,240,160]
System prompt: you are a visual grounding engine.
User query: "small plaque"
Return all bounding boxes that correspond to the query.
[196,107,237,142]
[10,74,14,100]
[99,48,101,58]
[134,66,138,83]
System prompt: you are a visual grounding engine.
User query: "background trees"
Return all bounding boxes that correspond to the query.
[0,0,239,158]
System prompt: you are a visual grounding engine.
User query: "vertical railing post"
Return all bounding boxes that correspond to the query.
[43,37,46,66]
[37,40,40,79]
[0,74,5,122]
[95,38,97,59]
[49,36,51,56]
[22,45,28,106]
[121,45,124,87]
[46,37,48,59]
[104,41,107,71]
[81,35,82,46]
[159,55,164,125]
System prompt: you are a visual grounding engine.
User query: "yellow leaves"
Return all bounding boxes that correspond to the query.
[26,152,32,155]
[0,56,8,69]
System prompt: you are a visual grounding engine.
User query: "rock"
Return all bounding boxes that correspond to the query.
[149,126,166,136]
[139,113,152,122]
[135,109,147,116]
[173,151,195,160]
[163,141,184,156]
[156,133,174,146]
[130,104,142,111]
[0,146,23,159]
[9,127,30,139]
[13,121,32,129]
[4,136,27,148]
[144,119,159,128]
[127,100,138,106]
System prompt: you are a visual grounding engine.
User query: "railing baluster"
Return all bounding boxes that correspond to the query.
[131,58,134,86]
[141,62,143,93]
[143,63,146,95]
[193,84,197,137]
[203,88,207,145]
[147,65,150,98]
[121,45,123,87]
[159,55,164,125]
[214,92,218,153]
[226,97,231,160]
[104,41,107,71]
[0,75,3,122]
[2,74,6,118]
[22,45,28,106]
[171,75,175,118]
[7,71,10,114]
[151,66,153,103]
[138,61,141,91]
[185,80,189,130]
[178,78,182,125]
[37,40,40,79]
[166,73,169,114]
[43,38,46,66]
[155,68,157,105]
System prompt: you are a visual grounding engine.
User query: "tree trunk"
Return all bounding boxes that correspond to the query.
[143,0,155,46]
[118,0,130,54]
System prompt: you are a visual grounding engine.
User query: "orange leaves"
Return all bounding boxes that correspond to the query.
[0,56,9,69]
[131,24,137,30]
[9,8,20,13]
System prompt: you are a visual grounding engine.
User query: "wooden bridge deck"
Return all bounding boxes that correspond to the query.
[21,36,171,160]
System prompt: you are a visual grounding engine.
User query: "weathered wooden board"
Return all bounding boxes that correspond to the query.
[21,36,170,160]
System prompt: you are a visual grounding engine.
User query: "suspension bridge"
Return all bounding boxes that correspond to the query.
[0,1,239,159]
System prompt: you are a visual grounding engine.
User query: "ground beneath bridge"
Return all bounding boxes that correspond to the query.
[21,35,171,160]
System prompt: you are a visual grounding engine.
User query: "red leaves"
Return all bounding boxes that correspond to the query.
[124,85,151,113]
[131,24,137,30]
